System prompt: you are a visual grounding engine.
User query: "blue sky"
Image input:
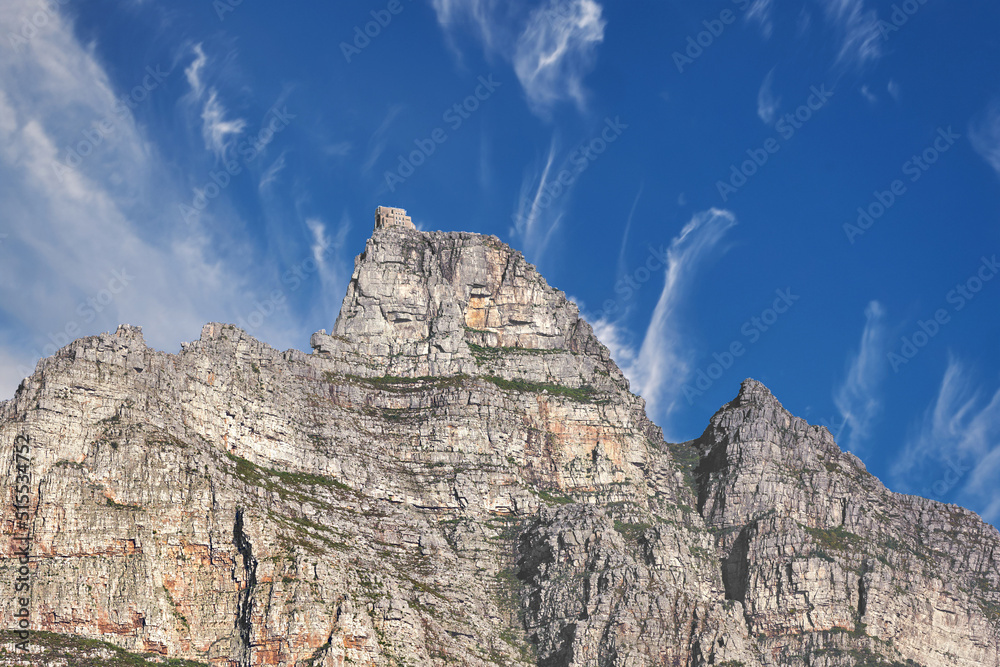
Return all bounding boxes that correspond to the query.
[1,0,998,524]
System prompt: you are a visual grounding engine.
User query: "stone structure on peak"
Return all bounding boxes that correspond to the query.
[374,205,414,231]
[0,214,998,667]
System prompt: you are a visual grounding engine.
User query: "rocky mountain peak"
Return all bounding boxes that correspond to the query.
[0,210,997,667]
[735,377,780,406]
[311,221,629,395]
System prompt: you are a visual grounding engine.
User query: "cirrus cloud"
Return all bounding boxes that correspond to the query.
[430,0,607,117]
[591,208,738,438]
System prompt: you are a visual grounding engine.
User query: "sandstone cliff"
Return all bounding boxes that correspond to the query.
[0,221,997,666]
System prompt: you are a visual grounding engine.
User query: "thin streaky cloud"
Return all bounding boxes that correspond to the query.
[796,8,813,36]
[182,44,247,162]
[513,0,606,116]
[969,99,1000,179]
[259,151,287,192]
[305,213,353,330]
[747,0,774,38]
[363,104,405,174]
[833,300,887,451]
[511,139,562,264]
[965,445,1000,524]
[200,90,246,161]
[887,79,901,100]
[820,0,883,68]
[590,317,636,372]
[306,217,331,268]
[431,0,606,118]
[757,68,781,124]
[324,141,352,158]
[0,0,332,399]
[593,209,738,439]
[430,0,504,53]
[185,43,207,98]
[617,183,644,280]
[891,357,1000,522]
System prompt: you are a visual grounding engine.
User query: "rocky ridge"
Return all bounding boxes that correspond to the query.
[0,220,997,666]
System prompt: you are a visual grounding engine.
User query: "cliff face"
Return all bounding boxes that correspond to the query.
[0,223,997,667]
[694,380,1000,667]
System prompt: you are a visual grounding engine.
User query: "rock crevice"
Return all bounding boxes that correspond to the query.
[233,509,257,667]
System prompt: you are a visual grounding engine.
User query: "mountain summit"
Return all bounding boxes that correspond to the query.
[1,212,998,667]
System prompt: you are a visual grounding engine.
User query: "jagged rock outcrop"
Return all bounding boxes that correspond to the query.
[689,379,1000,667]
[0,221,997,666]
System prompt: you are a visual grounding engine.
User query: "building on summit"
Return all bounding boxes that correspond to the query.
[374,206,415,231]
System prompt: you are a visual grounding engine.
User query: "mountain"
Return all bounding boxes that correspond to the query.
[1,213,998,667]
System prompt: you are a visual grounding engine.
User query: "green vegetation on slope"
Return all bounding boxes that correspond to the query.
[0,631,209,667]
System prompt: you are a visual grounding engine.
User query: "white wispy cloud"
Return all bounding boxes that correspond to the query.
[306,217,331,266]
[200,90,246,161]
[757,68,781,124]
[513,0,606,115]
[585,186,646,375]
[820,0,883,67]
[324,141,352,158]
[590,317,636,370]
[833,300,887,451]
[797,8,813,36]
[592,209,737,436]
[182,44,247,161]
[965,444,1000,524]
[432,0,606,117]
[969,99,1000,179]
[185,43,207,98]
[887,79,901,100]
[511,139,563,264]
[259,151,287,191]
[363,104,405,174]
[860,84,877,104]
[304,213,352,329]
[891,358,1000,524]
[0,1,323,399]
[616,184,643,279]
[430,0,504,53]
[747,0,775,38]
[0,4,236,391]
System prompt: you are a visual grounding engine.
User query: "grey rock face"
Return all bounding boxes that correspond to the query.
[692,379,1000,667]
[0,224,997,667]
